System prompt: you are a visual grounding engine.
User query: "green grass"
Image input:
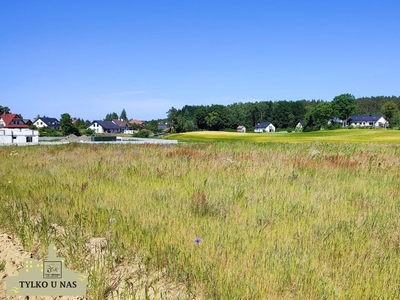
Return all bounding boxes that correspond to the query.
[166,129,400,144]
[0,260,5,272]
[1,142,400,299]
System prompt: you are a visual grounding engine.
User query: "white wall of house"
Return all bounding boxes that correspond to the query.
[0,129,39,144]
[267,124,276,132]
[33,119,47,128]
[350,117,388,127]
[254,125,275,133]
[88,122,105,134]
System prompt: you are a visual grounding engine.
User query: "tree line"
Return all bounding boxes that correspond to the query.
[166,94,400,132]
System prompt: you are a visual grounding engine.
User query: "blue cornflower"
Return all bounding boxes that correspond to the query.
[195,237,201,244]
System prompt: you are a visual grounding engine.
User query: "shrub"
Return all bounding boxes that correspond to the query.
[133,130,150,138]
[286,128,293,133]
[85,128,95,135]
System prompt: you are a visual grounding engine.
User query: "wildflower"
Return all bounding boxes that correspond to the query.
[194,237,201,244]
[109,218,116,223]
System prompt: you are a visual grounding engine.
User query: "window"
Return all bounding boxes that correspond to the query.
[26,136,33,143]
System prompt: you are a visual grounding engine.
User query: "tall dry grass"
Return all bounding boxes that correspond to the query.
[1,142,400,299]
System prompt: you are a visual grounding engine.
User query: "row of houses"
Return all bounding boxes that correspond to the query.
[0,113,149,144]
[236,115,389,133]
[296,114,389,130]
[0,113,152,133]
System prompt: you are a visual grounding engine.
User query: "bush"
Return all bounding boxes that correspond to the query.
[286,128,293,133]
[133,130,150,138]
[325,123,342,130]
[347,125,354,129]
[38,127,62,137]
[85,128,95,135]
[303,126,319,132]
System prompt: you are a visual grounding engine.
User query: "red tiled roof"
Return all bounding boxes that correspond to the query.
[129,119,145,125]
[0,113,28,128]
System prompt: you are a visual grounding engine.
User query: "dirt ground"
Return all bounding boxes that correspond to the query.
[0,233,84,300]
[0,232,195,300]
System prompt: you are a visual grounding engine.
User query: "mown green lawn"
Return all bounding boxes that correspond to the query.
[166,129,400,144]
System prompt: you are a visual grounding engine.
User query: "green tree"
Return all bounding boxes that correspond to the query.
[73,118,90,130]
[167,107,178,132]
[60,113,80,136]
[304,102,333,130]
[120,108,128,121]
[145,120,158,133]
[381,101,399,128]
[194,105,209,130]
[105,112,118,121]
[0,105,10,114]
[331,93,357,121]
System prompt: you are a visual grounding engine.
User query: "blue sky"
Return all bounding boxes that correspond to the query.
[1,0,399,121]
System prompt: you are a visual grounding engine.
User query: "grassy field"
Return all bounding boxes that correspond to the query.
[1,141,400,299]
[166,128,400,144]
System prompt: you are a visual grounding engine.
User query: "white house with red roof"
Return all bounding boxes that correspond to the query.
[0,113,29,129]
[237,125,246,132]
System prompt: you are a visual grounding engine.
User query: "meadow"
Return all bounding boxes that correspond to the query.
[1,138,400,299]
[166,128,400,144]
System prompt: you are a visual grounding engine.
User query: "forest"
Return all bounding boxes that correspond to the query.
[166,95,400,132]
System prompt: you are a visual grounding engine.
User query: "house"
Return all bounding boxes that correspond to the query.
[157,123,168,132]
[237,125,246,133]
[295,120,304,131]
[112,119,130,133]
[87,120,121,133]
[129,119,147,127]
[0,113,28,129]
[33,117,60,130]
[328,117,346,127]
[254,122,275,133]
[348,115,388,128]
[23,119,33,127]
[0,128,39,144]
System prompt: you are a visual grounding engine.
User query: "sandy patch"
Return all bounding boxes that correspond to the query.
[0,233,83,300]
[0,233,198,300]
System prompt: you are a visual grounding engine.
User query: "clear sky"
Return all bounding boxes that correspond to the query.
[1,0,399,121]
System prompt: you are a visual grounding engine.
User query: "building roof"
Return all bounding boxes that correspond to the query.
[129,119,146,125]
[92,120,120,130]
[237,125,245,129]
[328,117,345,124]
[112,119,130,128]
[34,117,60,126]
[349,115,384,122]
[0,113,28,128]
[254,122,273,129]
